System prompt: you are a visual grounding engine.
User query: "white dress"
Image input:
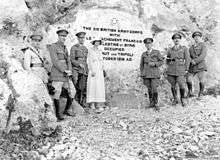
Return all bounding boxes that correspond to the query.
[86,47,105,103]
[23,46,49,84]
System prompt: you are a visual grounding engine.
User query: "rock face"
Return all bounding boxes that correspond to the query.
[47,8,151,70]
[0,42,56,132]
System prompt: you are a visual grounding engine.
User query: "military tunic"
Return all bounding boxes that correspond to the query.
[70,44,88,75]
[166,45,190,89]
[188,42,207,73]
[49,41,72,82]
[48,41,75,99]
[70,43,88,105]
[186,42,207,84]
[140,49,164,93]
[23,46,49,84]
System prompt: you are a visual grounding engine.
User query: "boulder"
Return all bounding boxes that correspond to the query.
[0,42,57,133]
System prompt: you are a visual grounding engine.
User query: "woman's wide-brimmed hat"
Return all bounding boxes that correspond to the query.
[91,37,102,45]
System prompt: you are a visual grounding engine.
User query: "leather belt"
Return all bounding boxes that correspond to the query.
[31,63,43,67]
[76,58,84,60]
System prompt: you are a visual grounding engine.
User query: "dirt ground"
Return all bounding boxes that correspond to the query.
[1,94,220,160]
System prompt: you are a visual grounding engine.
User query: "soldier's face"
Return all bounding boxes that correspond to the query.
[78,36,85,44]
[145,43,153,50]
[173,38,180,45]
[31,39,41,49]
[193,36,201,43]
[58,35,67,43]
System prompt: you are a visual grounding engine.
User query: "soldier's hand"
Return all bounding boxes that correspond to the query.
[191,60,196,65]
[79,64,85,69]
[148,62,155,67]
[43,59,50,65]
[91,72,96,77]
[64,70,72,76]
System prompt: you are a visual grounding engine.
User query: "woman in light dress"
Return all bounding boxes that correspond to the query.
[86,38,106,112]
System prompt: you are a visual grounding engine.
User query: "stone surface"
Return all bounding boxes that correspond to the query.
[0,0,28,20]
[47,8,150,70]
[0,42,56,132]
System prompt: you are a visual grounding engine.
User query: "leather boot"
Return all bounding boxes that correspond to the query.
[63,96,75,116]
[171,87,178,105]
[180,88,186,107]
[198,82,205,99]
[153,92,160,111]
[187,82,195,97]
[54,99,64,121]
[148,91,154,108]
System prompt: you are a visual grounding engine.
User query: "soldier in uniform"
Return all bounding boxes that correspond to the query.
[70,32,88,107]
[186,31,207,99]
[140,38,164,111]
[23,32,49,84]
[48,29,76,121]
[166,33,190,107]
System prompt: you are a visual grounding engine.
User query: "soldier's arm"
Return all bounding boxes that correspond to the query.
[155,51,164,67]
[48,45,66,73]
[184,47,191,71]
[189,46,193,59]
[166,49,171,64]
[65,48,72,71]
[140,53,144,74]
[70,46,81,67]
[194,43,207,64]
[23,49,32,70]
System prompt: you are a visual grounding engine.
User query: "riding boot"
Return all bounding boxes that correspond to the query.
[187,82,195,97]
[171,87,178,105]
[148,91,154,108]
[180,88,186,107]
[153,92,160,111]
[198,82,205,99]
[63,96,74,116]
[54,99,64,121]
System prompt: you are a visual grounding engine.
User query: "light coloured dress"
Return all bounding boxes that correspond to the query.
[86,47,105,103]
[23,46,49,84]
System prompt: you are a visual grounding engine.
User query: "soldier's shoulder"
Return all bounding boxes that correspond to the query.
[170,46,175,50]
[24,47,34,55]
[199,42,206,47]
[74,44,80,47]
[152,49,160,53]
[82,45,88,49]
[189,44,194,48]
[50,43,58,48]
[141,51,147,56]
[181,45,187,49]
[71,44,80,49]
[181,45,188,51]
[47,43,59,52]
[167,47,172,53]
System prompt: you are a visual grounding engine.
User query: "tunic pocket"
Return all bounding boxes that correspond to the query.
[57,52,65,60]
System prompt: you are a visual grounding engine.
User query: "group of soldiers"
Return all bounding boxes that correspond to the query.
[22,29,89,121]
[140,31,207,111]
[0,29,207,121]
